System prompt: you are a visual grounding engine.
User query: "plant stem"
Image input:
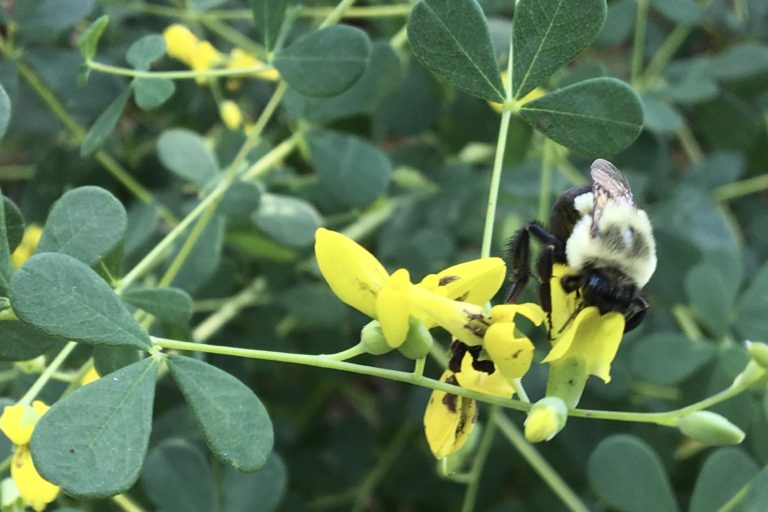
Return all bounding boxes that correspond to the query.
[324,343,368,361]
[138,4,411,21]
[713,173,768,201]
[201,17,267,58]
[495,414,590,512]
[677,124,704,164]
[481,110,512,259]
[642,24,692,88]
[631,0,650,88]
[537,140,554,223]
[319,0,359,28]
[112,493,145,512]
[87,60,275,80]
[192,278,267,341]
[461,406,500,512]
[18,342,78,406]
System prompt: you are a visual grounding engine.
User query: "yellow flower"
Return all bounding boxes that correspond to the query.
[424,371,478,459]
[524,397,567,443]
[0,402,60,511]
[219,100,243,130]
[314,228,505,349]
[11,224,42,269]
[163,24,199,66]
[80,367,100,386]
[190,41,222,84]
[543,264,625,383]
[226,48,280,90]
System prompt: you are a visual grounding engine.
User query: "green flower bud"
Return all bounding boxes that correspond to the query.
[545,356,588,409]
[746,341,768,369]
[361,320,394,355]
[398,317,434,360]
[678,411,745,446]
[732,360,767,389]
[524,396,567,443]
[15,356,46,374]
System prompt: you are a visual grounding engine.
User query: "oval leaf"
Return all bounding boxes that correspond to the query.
[629,332,715,386]
[250,0,286,52]
[30,358,158,498]
[11,253,151,349]
[512,0,607,99]
[251,193,321,249]
[122,286,193,325]
[0,84,9,140]
[689,448,759,512]
[274,25,371,98]
[36,186,127,266]
[142,439,214,512]
[587,434,679,512]
[0,321,64,361]
[308,130,392,207]
[76,15,109,60]
[133,77,175,110]
[4,196,26,253]
[81,87,131,157]
[157,129,219,185]
[221,454,287,512]
[126,34,166,70]
[519,77,643,154]
[167,355,274,471]
[407,0,504,102]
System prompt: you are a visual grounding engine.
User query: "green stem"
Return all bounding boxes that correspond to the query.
[351,422,417,512]
[480,109,512,259]
[137,4,411,21]
[671,304,703,341]
[461,406,500,512]
[112,493,145,512]
[537,140,554,223]
[192,278,267,341]
[412,357,426,380]
[11,60,178,225]
[18,342,78,406]
[713,173,768,201]
[631,0,650,88]
[87,60,275,80]
[201,17,267,58]
[677,124,704,164]
[642,24,692,88]
[319,0,359,29]
[495,414,590,512]
[324,343,368,361]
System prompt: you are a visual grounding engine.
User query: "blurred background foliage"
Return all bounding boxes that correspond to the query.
[1,0,768,511]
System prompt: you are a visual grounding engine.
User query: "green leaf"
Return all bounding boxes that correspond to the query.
[81,87,131,156]
[4,196,26,253]
[221,454,287,512]
[739,466,768,512]
[650,0,700,24]
[76,15,109,60]
[685,263,733,337]
[157,129,220,185]
[735,262,768,341]
[0,84,10,140]
[407,0,504,102]
[689,448,759,512]
[0,321,64,361]
[588,435,679,512]
[519,77,643,154]
[274,25,371,98]
[251,193,321,249]
[308,130,392,207]
[37,186,127,266]
[167,355,274,471]
[93,346,142,375]
[512,0,607,99]
[133,77,175,110]
[31,358,158,498]
[11,253,151,349]
[250,0,286,52]
[0,187,12,294]
[21,0,95,32]
[142,439,214,512]
[629,332,715,385]
[126,34,166,70]
[167,216,224,293]
[122,286,193,325]
[710,43,768,82]
[641,96,684,134]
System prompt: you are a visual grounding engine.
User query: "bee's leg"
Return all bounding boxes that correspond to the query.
[624,294,649,333]
[504,222,562,303]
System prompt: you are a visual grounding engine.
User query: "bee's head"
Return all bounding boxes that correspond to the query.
[566,201,657,288]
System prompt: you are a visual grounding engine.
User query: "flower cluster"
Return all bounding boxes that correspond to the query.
[314,229,627,457]
[0,402,58,511]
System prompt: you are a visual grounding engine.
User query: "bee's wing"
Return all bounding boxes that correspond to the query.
[590,159,635,235]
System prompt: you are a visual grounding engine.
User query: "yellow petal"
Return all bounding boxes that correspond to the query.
[190,41,222,83]
[11,224,43,270]
[454,352,515,397]
[491,302,545,326]
[542,308,625,383]
[423,371,478,459]
[228,49,280,81]
[408,287,485,346]
[376,269,412,348]
[314,228,389,318]
[524,397,567,443]
[80,367,100,386]
[484,322,535,381]
[548,264,579,339]
[163,24,198,66]
[12,447,59,512]
[432,257,506,305]
[219,100,243,130]
[0,403,47,446]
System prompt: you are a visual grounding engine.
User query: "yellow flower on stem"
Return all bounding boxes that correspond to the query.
[163,24,199,66]
[11,224,42,269]
[0,402,59,511]
[226,49,280,90]
[219,100,243,130]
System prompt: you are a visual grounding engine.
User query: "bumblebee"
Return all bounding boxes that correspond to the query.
[505,159,656,335]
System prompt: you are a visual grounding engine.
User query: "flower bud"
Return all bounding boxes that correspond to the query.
[360,320,393,355]
[678,411,745,446]
[746,341,768,369]
[14,356,45,375]
[524,397,567,443]
[731,360,767,389]
[398,318,434,360]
